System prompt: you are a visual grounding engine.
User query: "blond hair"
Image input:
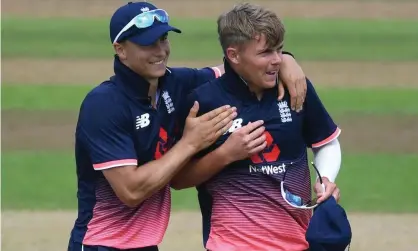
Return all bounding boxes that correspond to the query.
[217,3,285,53]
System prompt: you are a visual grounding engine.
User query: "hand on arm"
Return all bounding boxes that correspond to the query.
[171,120,267,190]
[102,102,237,207]
[277,53,307,112]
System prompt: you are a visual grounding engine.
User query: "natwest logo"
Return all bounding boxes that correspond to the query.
[250,131,280,164]
[249,163,286,175]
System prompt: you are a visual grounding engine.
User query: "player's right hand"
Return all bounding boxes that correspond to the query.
[314,177,340,203]
[182,101,237,152]
[220,120,267,163]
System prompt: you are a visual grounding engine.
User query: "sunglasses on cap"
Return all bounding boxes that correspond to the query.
[113,9,170,44]
[280,162,326,209]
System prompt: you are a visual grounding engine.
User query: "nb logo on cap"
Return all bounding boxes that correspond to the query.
[141,7,150,12]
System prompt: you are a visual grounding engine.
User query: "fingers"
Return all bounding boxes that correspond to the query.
[316,194,328,204]
[314,183,324,199]
[246,125,266,142]
[295,78,307,112]
[213,112,237,137]
[247,133,267,149]
[332,187,340,203]
[317,182,336,203]
[277,80,285,101]
[295,80,304,112]
[239,120,264,134]
[248,140,268,155]
[214,120,233,138]
[302,80,307,108]
[288,83,298,111]
[236,120,267,154]
[212,108,237,130]
[187,101,199,118]
[200,105,232,121]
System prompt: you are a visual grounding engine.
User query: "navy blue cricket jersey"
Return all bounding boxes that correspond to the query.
[68,56,219,249]
[180,60,341,251]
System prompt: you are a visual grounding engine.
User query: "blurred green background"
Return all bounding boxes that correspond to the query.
[2,0,418,250]
[2,0,418,213]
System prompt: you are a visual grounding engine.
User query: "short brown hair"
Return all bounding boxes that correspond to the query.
[217,3,285,53]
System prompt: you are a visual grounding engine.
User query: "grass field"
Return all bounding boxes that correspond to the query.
[2,0,418,250]
[3,85,418,114]
[3,17,418,61]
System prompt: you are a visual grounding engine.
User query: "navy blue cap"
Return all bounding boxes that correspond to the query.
[306,197,352,251]
[109,1,181,46]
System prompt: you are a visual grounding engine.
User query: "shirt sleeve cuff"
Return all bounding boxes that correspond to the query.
[211,67,222,78]
[93,159,138,170]
[311,127,341,148]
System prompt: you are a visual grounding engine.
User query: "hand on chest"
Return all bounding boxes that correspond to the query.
[216,99,305,158]
[225,100,300,133]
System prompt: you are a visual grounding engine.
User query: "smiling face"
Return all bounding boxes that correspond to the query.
[217,3,285,94]
[114,33,170,81]
[227,33,283,91]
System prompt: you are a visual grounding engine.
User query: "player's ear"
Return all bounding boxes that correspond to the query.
[113,42,127,60]
[226,47,239,64]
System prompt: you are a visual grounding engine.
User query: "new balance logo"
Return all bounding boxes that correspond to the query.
[223,118,243,135]
[141,7,150,12]
[136,113,150,129]
[277,101,292,123]
[162,91,175,114]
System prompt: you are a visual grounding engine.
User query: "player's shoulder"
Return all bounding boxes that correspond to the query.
[193,76,223,96]
[163,67,197,90]
[166,66,195,79]
[86,75,127,99]
[167,66,211,74]
[188,78,224,114]
[167,66,215,81]
[80,78,125,113]
[166,66,189,74]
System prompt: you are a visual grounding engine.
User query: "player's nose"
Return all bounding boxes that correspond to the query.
[271,51,282,65]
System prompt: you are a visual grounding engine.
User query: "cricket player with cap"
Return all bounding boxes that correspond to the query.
[173,3,344,251]
[67,1,309,251]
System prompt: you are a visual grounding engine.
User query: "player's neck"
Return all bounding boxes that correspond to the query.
[239,74,263,100]
[233,64,264,100]
[248,84,264,100]
[147,78,159,107]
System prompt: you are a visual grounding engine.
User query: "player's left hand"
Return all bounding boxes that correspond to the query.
[314,177,340,204]
[277,54,307,112]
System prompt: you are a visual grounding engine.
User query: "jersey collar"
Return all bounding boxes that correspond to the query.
[113,55,171,101]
